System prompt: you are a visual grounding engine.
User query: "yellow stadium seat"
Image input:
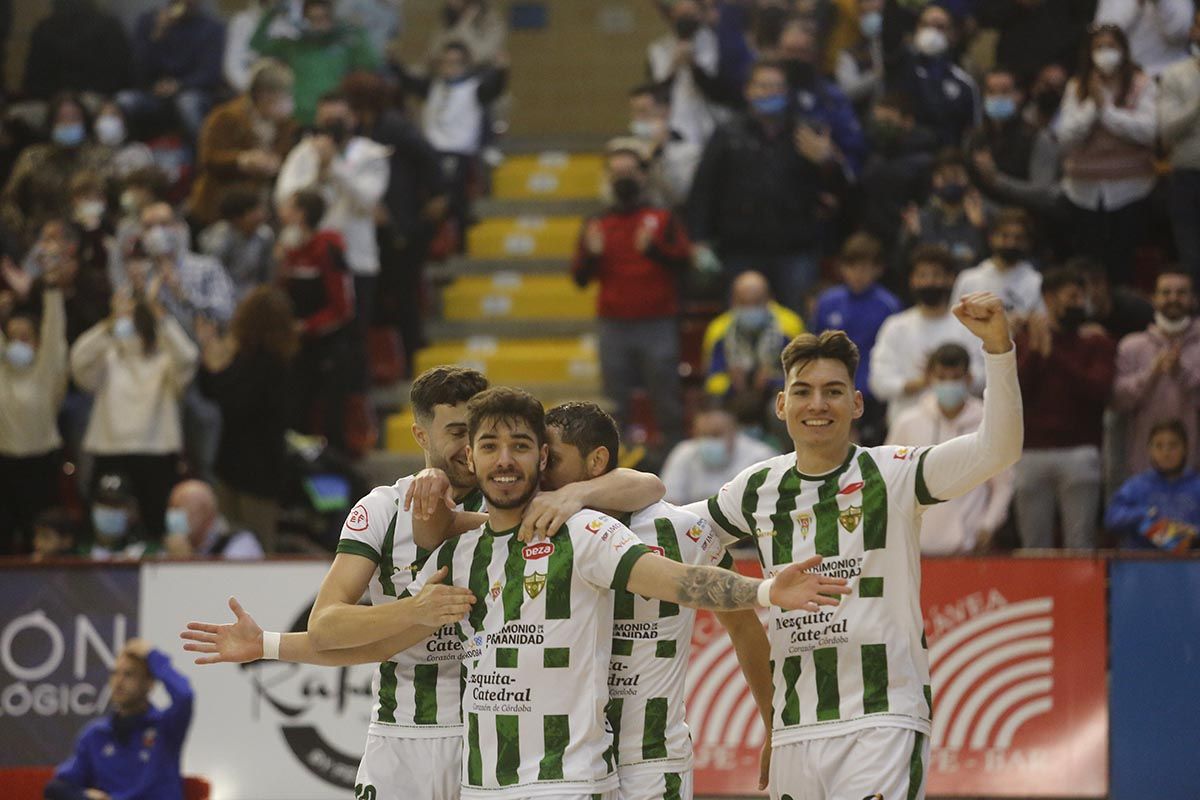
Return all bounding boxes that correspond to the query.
[385,408,422,454]
[414,337,600,385]
[442,273,596,321]
[493,153,605,200]
[467,215,583,259]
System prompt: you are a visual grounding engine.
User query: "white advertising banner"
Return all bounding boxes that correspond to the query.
[140,560,376,800]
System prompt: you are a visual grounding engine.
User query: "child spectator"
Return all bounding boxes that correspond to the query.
[1106,420,1200,550]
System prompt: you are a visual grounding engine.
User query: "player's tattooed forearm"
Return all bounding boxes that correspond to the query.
[675,566,758,611]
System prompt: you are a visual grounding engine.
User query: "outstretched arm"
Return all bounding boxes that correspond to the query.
[519,469,667,541]
[625,554,850,613]
[182,597,438,667]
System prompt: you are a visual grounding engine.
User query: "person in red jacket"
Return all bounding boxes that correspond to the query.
[573,146,692,452]
[275,188,356,453]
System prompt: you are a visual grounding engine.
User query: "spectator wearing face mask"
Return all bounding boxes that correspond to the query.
[85,472,158,558]
[22,0,133,100]
[646,0,735,146]
[1,94,109,245]
[163,479,264,558]
[886,4,980,147]
[776,19,867,177]
[703,269,804,404]
[1014,266,1116,549]
[1112,271,1200,477]
[198,189,276,302]
[688,61,847,311]
[1160,11,1200,283]
[814,232,901,444]
[274,189,355,452]
[887,343,1014,554]
[626,84,703,209]
[251,0,379,126]
[1094,0,1193,77]
[975,0,1088,88]
[952,208,1044,323]
[71,290,198,540]
[17,217,112,345]
[196,286,298,548]
[1106,419,1200,550]
[92,101,156,181]
[114,166,171,261]
[661,405,779,505]
[1056,24,1157,286]
[119,0,227,140]
[871,244,985,426]
[573,148,692,452]
[0,280,67,553]
[858,92,940,252]
[969,68,1064,218]
[834,0,885,116]
[900,148,990,270]
[396,42,507,252]
[189,58,298,228]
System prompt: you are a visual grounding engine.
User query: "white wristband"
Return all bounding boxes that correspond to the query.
[262,631,281,661]
[756,578,775,608]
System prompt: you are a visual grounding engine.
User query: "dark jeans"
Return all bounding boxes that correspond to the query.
[1168,168,1200,283]
[1066,194,1150,286]
[293,329,353,453]
[90,453,181,539]
[0,451,61,553]
[116,87,212,139]
[438,151,474,251]
[720,249,821,316]
[598,317,684,450]
[353,273,377,390]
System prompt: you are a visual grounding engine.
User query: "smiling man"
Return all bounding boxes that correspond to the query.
[687,291,1024,800]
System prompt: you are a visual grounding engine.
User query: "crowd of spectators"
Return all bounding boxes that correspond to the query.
[583,0,1200,554]
[0,0,506,555]
[2,0,1199,558]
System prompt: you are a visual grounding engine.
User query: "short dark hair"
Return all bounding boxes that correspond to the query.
[467,387,546,446]
[218,188,263,222]
[877,90,915,117]
[410,366,489,424]
[1065,255,1104,279]
[909,243,956,275]
[839,231,883,264]
[1040,265,1086,295]
[442,40,473,61]
[545,402,620,475]
[990,206,1033,238]
[304,0,333,13]
[1149,418,1188,446]
[317,89,349,108]
[933,147,967,172]
[33,508,78,537]
[749,59,787,84]
[290,189,326,229]
[1156,269,1194,290]
[781,331,861,381]
[927,342,970,372]
[629,83,668,104]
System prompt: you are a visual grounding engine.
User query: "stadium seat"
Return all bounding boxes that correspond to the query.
[492,153,604,200]
[465,216,582,259]
[441,274,596,321]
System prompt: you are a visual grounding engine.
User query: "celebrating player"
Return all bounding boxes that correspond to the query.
[688,291,1023,800]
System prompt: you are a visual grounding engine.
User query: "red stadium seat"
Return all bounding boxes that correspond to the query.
[0,767,210,800]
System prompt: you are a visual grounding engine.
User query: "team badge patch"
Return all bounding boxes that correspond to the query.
[585,518,605,534]
[524,572,546,599]
[490,580,502,600]
[839,505,863,531]
[798,512,812,539]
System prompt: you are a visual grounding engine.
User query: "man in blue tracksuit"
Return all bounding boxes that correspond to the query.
[46,639,193,800]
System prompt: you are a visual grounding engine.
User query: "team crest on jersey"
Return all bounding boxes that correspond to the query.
[523,542,554,559]
[524,572,546,599]
[490,580,502,600]
[142,728,157,749]
[797,512,812,539]
[839,505,863,531]
[585,518,605,534]
[685,525,703,542]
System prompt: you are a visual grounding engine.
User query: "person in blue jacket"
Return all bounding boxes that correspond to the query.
[45,638,193,800]
[1106,419,1200,550]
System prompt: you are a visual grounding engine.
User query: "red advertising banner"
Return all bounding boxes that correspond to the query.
[688,557,1108,797]
[922,558,1108,797]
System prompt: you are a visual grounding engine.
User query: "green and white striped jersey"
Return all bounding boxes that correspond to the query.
[335,477,485,739]
[608,501,731,775]
[403,509,653,800]
[705,445,939,746]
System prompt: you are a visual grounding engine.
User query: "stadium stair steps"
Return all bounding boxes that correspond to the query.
[371,148,607,470]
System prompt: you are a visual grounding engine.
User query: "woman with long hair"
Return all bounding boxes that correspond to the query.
[197,285,299,550]
[1055,24,1158,285]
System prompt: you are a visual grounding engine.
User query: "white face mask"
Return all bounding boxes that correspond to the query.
[95,115,126,146]
[75,199,106,230]
[1155,311,1192,335]
[165,507,191,537]
[279,224,307,250]
[914,26,949,57]
[5,340,35,369]
[1092,47,1123,75]
[630,119,664,140]
[112,316,136,340]
[142,224,178,257]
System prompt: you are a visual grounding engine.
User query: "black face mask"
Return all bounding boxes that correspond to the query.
[674,17,702,40]
[783,59,816,88]
[869,120,905,152]
[913,286,952,307]
[935,183,967,204]
[995,246,1025,264]
[321,119,350,145]
[612,177,642,206]
[1034,88,1062,118]
[1059,305,1087,331]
